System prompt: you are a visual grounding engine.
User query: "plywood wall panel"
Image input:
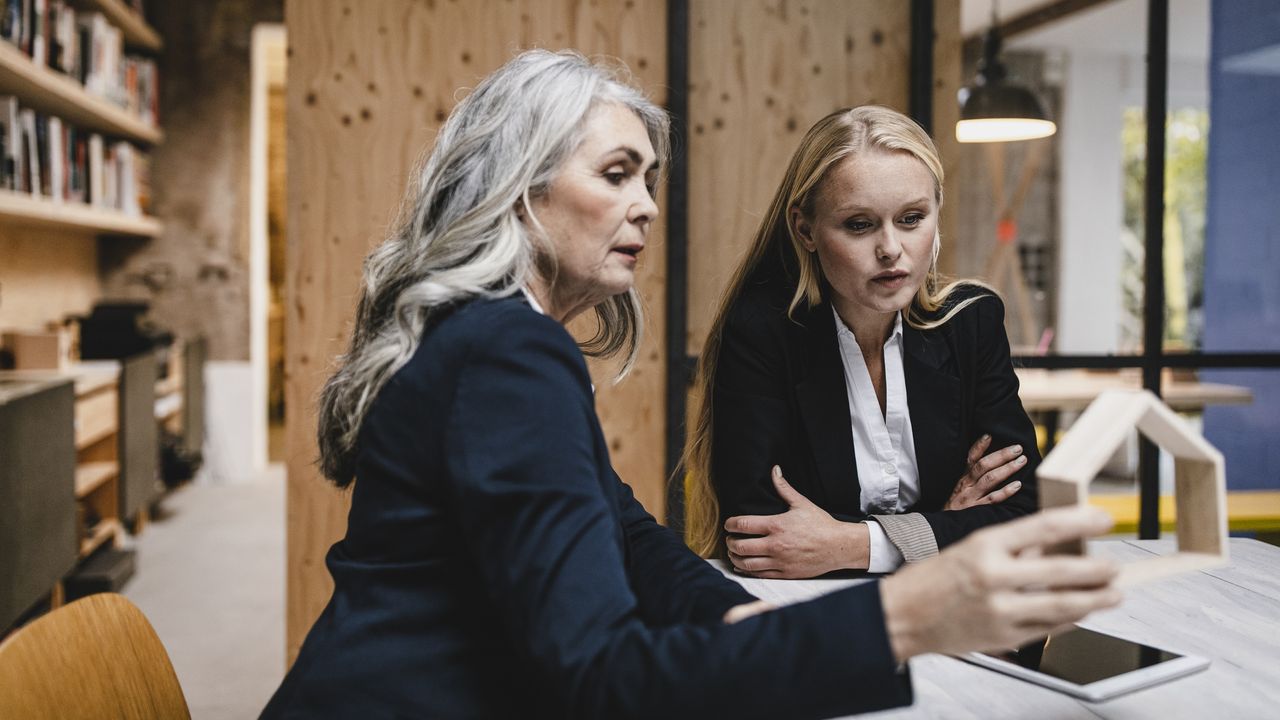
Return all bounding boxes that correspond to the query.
[686,0,912,355]
[285,0,667,662]
[0,232,99,331]
[934,0,962,276]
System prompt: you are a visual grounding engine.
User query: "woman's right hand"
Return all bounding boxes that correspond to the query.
[878,506,1121,662]
[945,434,1028,510]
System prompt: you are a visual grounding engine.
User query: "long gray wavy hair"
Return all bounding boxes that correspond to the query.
[317,49,670,487]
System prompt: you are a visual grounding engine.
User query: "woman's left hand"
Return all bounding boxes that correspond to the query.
[945,434,1026,511]
[723,466,869,579]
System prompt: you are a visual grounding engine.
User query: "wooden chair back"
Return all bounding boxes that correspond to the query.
[0,592,191,719]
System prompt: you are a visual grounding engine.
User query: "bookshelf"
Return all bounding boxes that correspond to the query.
[79,517,122,556]
[0,40,161,145]
[0,190,161,237]
[74,460,118,498]
[0,3,168,618]
[81,0,163,52]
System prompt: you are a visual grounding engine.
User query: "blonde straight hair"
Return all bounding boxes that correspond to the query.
[683,106,991,557]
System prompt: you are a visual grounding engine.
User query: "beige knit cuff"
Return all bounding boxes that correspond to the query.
[869,512,939,564]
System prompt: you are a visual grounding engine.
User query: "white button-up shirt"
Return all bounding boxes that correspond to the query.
[833,308,922,573]
[521,287,547,314]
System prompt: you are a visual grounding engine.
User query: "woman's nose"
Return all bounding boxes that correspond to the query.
[876,230,903,261]
[630,187,659,225]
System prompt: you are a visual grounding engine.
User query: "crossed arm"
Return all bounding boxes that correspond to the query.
[725,438,1028,579]
[715,298,1039,579]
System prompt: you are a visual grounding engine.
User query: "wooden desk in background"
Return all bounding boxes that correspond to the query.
[1012,369,1277,534]
[1015,368,1254,414]
[716,538,1280,719]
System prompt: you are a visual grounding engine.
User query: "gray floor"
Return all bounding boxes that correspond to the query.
[123,465,285,720]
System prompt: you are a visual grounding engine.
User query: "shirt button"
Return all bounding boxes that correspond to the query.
[883,463,897,476]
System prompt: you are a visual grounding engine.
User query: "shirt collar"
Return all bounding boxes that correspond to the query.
[521,286,547,315]
[832,306,904,346]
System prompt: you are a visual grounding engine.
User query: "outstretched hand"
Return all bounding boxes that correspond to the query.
[723,466,870,579]
[879,506,1121,662]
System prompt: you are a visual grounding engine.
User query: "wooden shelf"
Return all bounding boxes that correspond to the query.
[75,462,119,499]
[82,0,163,52]
[79,518,121,557]
[0,191,162,237]
[0,41,162,145]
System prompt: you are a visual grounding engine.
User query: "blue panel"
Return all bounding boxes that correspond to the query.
[1202,0,1280,489]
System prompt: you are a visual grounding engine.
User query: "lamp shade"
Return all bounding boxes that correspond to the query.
[957,83,1057,142]
[956,24,1057,143]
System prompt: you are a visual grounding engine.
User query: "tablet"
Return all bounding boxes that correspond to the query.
[962,625,1210,701]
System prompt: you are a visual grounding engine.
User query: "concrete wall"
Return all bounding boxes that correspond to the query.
[100,0,285,363]
[1055,51,1129,354]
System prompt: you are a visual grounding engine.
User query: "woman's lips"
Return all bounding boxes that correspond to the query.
[872,272,909,289]
[612,246,642,264]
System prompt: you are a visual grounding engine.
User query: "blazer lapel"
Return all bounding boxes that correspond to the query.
[793,302,863,513]
[903,322,963,509]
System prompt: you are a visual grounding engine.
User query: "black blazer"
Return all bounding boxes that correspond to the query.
[262,296,912,719]
[712,278,1040,552]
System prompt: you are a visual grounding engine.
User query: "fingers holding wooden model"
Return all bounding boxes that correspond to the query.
[878,506,1121,662]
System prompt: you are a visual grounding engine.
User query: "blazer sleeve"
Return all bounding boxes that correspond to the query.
[911,295,1042,549]
[614,473,759,625]
[444,312,911,719]
[710,306,801,521]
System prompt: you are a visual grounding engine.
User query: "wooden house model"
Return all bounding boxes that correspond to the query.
[1037,389,1228,586]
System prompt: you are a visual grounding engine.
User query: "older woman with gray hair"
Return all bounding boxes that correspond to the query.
[260,50,1121,719]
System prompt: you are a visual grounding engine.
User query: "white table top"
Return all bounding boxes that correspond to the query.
[0,360,121,397]
[715,538,1280,718]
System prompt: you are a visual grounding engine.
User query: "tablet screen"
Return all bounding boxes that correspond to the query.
[983,626,1183,685]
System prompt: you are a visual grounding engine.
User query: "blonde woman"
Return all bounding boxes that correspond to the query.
[686,106,1040,578]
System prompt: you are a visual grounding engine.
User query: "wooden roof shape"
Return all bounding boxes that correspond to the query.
[1038,389,1228,587]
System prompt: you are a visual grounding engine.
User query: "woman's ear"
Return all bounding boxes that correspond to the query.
[514,198,527,222]
[789,206,817,253]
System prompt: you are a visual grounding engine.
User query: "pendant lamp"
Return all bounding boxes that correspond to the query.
[956,8,1056,143]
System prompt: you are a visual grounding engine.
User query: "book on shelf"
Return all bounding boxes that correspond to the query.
[0,95,17,191]
[0,1,159,127]
[49,0,77,76]
[86,127,99,203]
[46,113,59,200]
[20,107,37,195]
[0,93,148,214]
[30,0,45,67]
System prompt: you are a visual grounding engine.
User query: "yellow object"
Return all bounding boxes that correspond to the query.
[1090,490,1280,534]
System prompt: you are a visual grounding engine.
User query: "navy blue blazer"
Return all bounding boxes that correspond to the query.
[713,278,1040,552]
[262,296,912,719]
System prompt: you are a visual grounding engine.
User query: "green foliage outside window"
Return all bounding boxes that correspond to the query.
[1120,107,1209,352]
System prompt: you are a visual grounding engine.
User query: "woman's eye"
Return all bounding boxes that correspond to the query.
[603,171,627,186]
[900,213,925,226]
[845,220,873,232]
